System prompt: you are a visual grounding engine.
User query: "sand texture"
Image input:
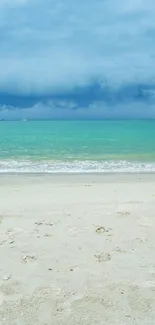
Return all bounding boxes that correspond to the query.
[0,173,155,325]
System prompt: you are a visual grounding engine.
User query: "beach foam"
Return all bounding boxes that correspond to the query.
[0,159,155,173]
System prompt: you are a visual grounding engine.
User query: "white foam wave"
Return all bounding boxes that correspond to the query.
[0,160,155,173]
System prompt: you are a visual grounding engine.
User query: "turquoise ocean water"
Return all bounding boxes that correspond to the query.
[0,120,155,173]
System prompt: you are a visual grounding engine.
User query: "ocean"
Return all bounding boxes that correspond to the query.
[0,120,155,173]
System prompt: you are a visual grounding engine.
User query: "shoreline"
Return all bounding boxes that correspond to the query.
[0,172,155,183]
[1,159,155,175]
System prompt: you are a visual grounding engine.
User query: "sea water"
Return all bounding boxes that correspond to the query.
[0,120,155,173]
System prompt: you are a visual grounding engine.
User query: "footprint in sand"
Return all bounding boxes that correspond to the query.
[35,221,44,226]
[21,254,36,263]
[136,237,147,243]
[118,211,131,216]
[9,240,14,245]
[44,233,52,237]
[94,252,111,262]
[1,274,12,281]
[95,226,106,234]
[115,246,126,253]
[35,221,53,227]
[0,239,7,246]
[95,226,110,234]
[45,222,53,226]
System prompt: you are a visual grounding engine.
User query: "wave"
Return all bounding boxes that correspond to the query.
[0,159,155,173]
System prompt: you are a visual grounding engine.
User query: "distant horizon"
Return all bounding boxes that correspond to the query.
[1,118,155,122]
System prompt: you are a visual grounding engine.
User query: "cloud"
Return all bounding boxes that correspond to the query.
[1,99,155,120]
[0,0,155,118]
[1,81,155,119]
[1,80,155,105]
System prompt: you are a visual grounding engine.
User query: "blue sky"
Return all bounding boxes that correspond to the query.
[0,0,155,119]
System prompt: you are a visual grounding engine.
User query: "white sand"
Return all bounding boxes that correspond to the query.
[0,173,155,325]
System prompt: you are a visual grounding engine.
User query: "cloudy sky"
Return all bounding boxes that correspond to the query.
[0,0,155,119]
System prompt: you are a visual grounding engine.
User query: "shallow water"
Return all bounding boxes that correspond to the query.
[0,120,155,173]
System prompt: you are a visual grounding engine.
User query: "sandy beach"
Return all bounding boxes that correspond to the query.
[0,173,155,325]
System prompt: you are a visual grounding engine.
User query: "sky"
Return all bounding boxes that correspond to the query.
[0,0,155,119]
